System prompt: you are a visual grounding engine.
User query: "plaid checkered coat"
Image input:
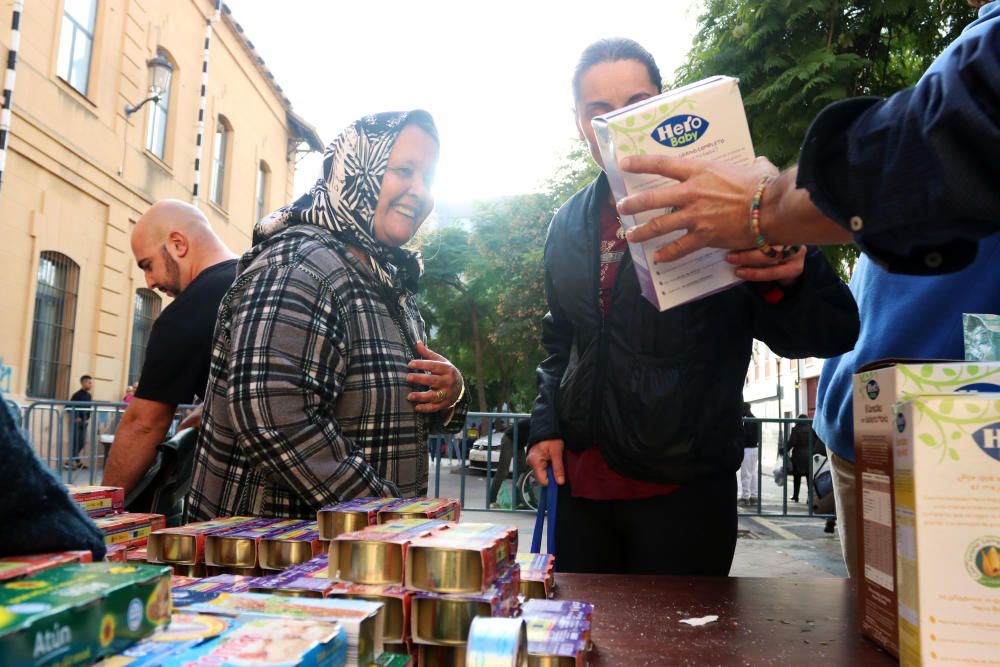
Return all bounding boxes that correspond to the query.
[186,226,468,520]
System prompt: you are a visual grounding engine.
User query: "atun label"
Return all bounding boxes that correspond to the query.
[652,114,710,147]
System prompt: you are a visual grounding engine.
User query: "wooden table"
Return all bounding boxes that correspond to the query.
[557,574,896,665]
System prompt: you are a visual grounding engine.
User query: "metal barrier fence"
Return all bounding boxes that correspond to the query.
[428,413,833,519]
[21,400,195,485]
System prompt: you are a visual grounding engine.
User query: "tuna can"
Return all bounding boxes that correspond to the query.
[413,597,492,644]
[330,540,403,585]
[466,617,527,667]
[408,546,484,594]
[418,644,466,667]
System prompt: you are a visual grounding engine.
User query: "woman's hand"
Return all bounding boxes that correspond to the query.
[726,245,806,286]
[406,341,464,413]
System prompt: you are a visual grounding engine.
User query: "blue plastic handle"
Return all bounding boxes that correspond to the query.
[530,466,557,555]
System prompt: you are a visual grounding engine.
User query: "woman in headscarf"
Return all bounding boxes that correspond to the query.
[187,110,468,521]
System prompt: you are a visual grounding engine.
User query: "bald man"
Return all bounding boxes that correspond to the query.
[104,200,237,495]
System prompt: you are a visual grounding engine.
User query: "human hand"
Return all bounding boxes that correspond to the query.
[406,341,464,413]
[178,404,203,430]
[526,439,565,486]
[617,155,779,262]
[726,245,806,286]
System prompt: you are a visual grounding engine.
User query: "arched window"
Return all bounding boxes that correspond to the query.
[57,0,98,94]
[145,49,174,160]
[128,288,162,387]
[255,161,270,221]
[210,116,232,207]
[27,252,80,398]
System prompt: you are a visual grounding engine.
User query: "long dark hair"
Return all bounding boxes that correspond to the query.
[572,38,662,105]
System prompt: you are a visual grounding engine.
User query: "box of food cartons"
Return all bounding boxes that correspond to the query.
[853,360,1000,656]
[66,484,125,517]
[592,76,754,311]
[376,498,460,524]
[100,613,235,666]
[318,497,407,540]
[0,550,93,581]
[146,516,258,565]
[329,519,446,585]
[159,617,346,667]
[184,592,382,666]
[893,394,1000,667]
[94,512,167,548]
[0,562,171,666]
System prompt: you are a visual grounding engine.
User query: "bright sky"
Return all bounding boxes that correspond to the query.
[231,0,701,207]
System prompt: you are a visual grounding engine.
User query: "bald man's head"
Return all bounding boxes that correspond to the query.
[132,199,233,297]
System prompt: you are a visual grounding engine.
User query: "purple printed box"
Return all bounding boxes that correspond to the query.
[515,552,554,599]
[247,569,336,598]
[204,518,310,568]
[317,497,407,540]
[521,599,593,620]
[171,574,255,608]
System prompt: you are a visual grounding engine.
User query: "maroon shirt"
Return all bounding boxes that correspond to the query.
[564,198,678,500]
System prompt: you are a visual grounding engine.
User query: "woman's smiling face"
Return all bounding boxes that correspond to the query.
[371,124,439,247]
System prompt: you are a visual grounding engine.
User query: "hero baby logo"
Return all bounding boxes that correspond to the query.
[896,412,906,434]
[652,114,710,148]
[866,379,880,400]
[971,421,1000,462]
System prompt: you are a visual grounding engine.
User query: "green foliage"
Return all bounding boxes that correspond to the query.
[416,145,599,411]
[678,0,978,278]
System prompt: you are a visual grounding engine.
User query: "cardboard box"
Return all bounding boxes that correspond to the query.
[159,617,346,667]
[171,574,255,609]
[65,484,125,517]
[592,76,753,311]
[894,395,1000,667]
[100,613,235,666]
[0,562,172,666]
[329,519,447,585]
[405,523,516,594]
[94,512,168,549]
[326,581,412,643]
[853,360,1000,656]
[203,518,308,568]
[317,497,407,540]
[146,516,258,565]
[184,592,382,666]
[0,550,93,581]
[376,498,460,524]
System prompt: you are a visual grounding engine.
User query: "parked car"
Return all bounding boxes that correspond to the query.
[467,431,507,473]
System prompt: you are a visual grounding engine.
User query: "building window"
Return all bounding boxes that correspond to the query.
[145,51,173,159]
[128,288,161,387]
[57,0,98,95]
[209,116,231,207]
[27,252,80,399]
[255,161,270,221]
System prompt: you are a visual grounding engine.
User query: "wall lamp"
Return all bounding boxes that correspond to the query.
[124,55,173,117]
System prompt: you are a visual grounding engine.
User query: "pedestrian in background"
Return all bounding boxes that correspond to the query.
[738,403,760,507]
[785,415,827,503]
[122,385,135,404]
[68,374,93,469]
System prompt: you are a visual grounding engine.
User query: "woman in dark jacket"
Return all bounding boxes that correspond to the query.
[785,415,827,502]
[526,38,859,576]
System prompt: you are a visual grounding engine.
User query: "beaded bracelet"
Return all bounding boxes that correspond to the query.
[749,176,778,258]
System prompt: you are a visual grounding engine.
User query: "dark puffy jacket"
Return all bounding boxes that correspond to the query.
[530,174,860,485]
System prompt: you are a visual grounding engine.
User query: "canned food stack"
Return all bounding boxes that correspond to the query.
[203,518,317,576]
[317,497,409,540]
[406,523,522,653]
[145,516,260,577]
[93,511,168,549]
[515,552,555,600]
[66,483,125,517]
[376,497,461,524]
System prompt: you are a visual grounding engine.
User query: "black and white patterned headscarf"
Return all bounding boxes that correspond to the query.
[253,110,438,293]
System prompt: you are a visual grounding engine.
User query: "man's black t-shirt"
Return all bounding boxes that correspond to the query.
[70,389,92,421]
[135,259,237,406]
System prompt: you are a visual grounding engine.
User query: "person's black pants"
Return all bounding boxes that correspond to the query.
[792,474,803,501]
[488,435,514,504]
[71,419,88,458]
[553,473,737,575]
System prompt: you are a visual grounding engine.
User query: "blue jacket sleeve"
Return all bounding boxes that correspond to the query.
[796,8,1000,273]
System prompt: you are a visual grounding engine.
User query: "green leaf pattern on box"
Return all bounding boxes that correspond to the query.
[898,364,996,390]
[910,396,1000,464]
[607,98,697,155]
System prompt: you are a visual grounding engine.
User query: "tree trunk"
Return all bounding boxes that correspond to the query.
[469,300,488,412]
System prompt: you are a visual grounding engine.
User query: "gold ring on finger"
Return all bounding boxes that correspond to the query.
[435,390,445,401]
